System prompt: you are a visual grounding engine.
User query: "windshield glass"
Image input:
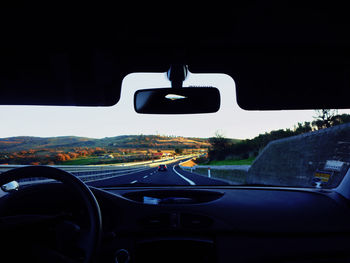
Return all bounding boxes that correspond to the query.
[1,73,350,189]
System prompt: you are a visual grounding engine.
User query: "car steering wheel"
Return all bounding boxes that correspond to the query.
[0,166,102,263]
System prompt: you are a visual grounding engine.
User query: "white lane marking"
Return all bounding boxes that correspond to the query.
[131,180,138,184]
[143,175,148,179]
[172,165,196,185]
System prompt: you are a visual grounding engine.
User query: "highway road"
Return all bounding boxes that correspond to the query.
[87,161,229,187]
[0,159,230,187]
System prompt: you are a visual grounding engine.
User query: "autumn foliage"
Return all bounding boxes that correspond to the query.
[0,147,111,165]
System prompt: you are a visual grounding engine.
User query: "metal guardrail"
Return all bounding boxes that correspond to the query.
[0,165,149,185]
[0,165,135,174]
[196,165,251,171]
[16,166,150,186]
[77,166,149,183]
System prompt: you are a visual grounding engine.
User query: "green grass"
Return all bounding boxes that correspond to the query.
[62,157,104,165]
[62,157,124,165]
[205,157,255,166]
[61,154,153,165]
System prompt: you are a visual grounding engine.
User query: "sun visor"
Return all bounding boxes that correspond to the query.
[0,48,122,106]
[231,47,350,110]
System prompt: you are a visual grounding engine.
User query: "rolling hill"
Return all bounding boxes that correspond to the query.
[0,135,210,152]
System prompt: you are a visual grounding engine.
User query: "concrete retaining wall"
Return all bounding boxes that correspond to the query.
[247,123,350,188]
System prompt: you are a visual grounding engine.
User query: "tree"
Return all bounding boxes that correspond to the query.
[175,148,183,155]
[93,147,106,155]
[208,132,231,160]
[55,153,71,162]
[334,113,350,125]
[68,152,79,159]
[312,109,338,130]
[294,122,312,134]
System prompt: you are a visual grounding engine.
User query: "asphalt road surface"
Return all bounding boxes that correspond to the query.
[87,162,229,187]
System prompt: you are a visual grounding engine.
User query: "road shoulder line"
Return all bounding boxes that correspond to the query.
[172,165,196,185]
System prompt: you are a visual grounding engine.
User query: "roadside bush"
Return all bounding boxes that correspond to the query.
[194,156,209,164]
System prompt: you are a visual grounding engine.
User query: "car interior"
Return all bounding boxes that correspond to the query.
[1,3,350,263]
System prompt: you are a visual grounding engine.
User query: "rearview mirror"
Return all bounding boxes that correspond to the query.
[134,87,220,114]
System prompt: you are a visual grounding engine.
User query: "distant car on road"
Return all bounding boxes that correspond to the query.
[158,164,167,171]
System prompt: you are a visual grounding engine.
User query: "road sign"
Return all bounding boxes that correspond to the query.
[314,171,332,182]
[324,160,344,172]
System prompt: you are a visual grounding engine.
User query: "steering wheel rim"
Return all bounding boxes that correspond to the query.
[0,165,102,263]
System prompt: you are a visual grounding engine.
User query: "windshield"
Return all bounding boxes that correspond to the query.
[1,73,350,189]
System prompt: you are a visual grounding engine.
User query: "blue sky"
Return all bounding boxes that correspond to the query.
[0,72,349,139]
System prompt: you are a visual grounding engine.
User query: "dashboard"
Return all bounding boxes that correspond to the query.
[2,183,350,262]
[91,186,350,263]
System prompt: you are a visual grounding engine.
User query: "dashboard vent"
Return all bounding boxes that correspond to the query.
[180,213,213,229]
[140,213,213,229]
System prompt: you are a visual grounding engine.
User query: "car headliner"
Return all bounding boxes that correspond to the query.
[1,3,349,110]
